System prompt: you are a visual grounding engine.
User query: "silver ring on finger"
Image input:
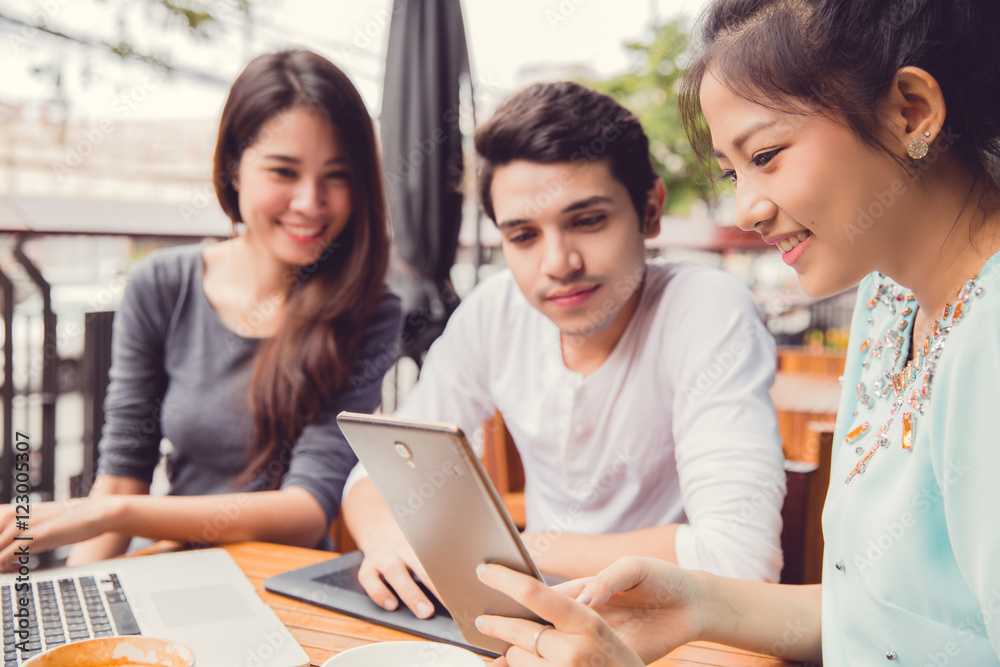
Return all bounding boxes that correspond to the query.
[531,624,554,657]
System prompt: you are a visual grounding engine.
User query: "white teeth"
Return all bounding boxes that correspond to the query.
[282,224,323,238]
[777,230,811,253]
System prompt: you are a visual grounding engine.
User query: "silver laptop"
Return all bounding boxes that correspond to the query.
[0,548,309,667]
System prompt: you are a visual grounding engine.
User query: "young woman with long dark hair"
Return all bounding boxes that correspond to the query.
[471,1,1000,664]
[0,50,400,565]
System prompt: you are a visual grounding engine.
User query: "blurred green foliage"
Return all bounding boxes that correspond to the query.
[2,0,252,80]
[1,0,253,117]
[160,0,233,34]
[588,19,723,216]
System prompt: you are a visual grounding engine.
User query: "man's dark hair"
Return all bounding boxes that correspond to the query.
[474,81,658,227]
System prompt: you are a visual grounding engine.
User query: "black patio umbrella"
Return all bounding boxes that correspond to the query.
[380,0,470,365]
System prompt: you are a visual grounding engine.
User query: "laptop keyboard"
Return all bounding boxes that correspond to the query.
[2,573,140,666]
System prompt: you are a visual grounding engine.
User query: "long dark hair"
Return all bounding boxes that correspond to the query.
[679,0,1000,193]
[213,50,390,486]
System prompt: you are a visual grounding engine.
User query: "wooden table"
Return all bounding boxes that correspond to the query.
[216,541,803,667]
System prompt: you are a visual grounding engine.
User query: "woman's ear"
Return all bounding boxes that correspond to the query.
[880,66,947,152]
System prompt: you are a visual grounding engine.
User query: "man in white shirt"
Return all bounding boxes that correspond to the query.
[342,81,785,619]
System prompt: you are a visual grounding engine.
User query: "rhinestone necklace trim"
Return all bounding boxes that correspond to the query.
[845,275,984,485]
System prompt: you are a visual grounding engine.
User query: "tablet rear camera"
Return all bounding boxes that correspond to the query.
[394,442,417,468]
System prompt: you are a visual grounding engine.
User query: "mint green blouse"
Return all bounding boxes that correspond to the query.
[822,251,1000,665]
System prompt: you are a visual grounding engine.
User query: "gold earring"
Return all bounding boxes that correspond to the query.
[907,138,929,160]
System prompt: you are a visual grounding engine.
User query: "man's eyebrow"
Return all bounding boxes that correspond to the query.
[562,196,612,213]
[497,195,613,230]
[497,218,528,231]
[712,120,778,158]
[261,155,349,165]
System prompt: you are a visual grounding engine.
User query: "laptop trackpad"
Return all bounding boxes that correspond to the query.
[151,584,255,627]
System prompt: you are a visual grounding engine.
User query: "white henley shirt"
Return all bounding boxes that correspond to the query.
[346,260,786,582]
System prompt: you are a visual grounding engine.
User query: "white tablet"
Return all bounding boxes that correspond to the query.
[336,411,545,654]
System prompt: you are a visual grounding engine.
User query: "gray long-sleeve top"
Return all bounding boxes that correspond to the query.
[96,244,401,548]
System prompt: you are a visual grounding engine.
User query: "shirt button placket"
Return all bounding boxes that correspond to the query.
[567,422,585,461]
[562,382,581,475]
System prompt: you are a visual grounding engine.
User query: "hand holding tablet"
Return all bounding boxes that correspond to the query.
[337,412,547,654]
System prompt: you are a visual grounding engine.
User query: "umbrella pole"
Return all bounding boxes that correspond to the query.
[469,71,483,287]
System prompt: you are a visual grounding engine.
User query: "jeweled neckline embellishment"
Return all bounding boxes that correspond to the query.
[844,275,984,485]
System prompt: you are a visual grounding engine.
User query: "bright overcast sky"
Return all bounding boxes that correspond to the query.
[1,0,712,122]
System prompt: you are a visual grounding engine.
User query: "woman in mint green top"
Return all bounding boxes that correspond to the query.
[466,1,1000,665]
[820,261,1000,664]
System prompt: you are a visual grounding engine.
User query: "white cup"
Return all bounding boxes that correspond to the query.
[321,641,484,666]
